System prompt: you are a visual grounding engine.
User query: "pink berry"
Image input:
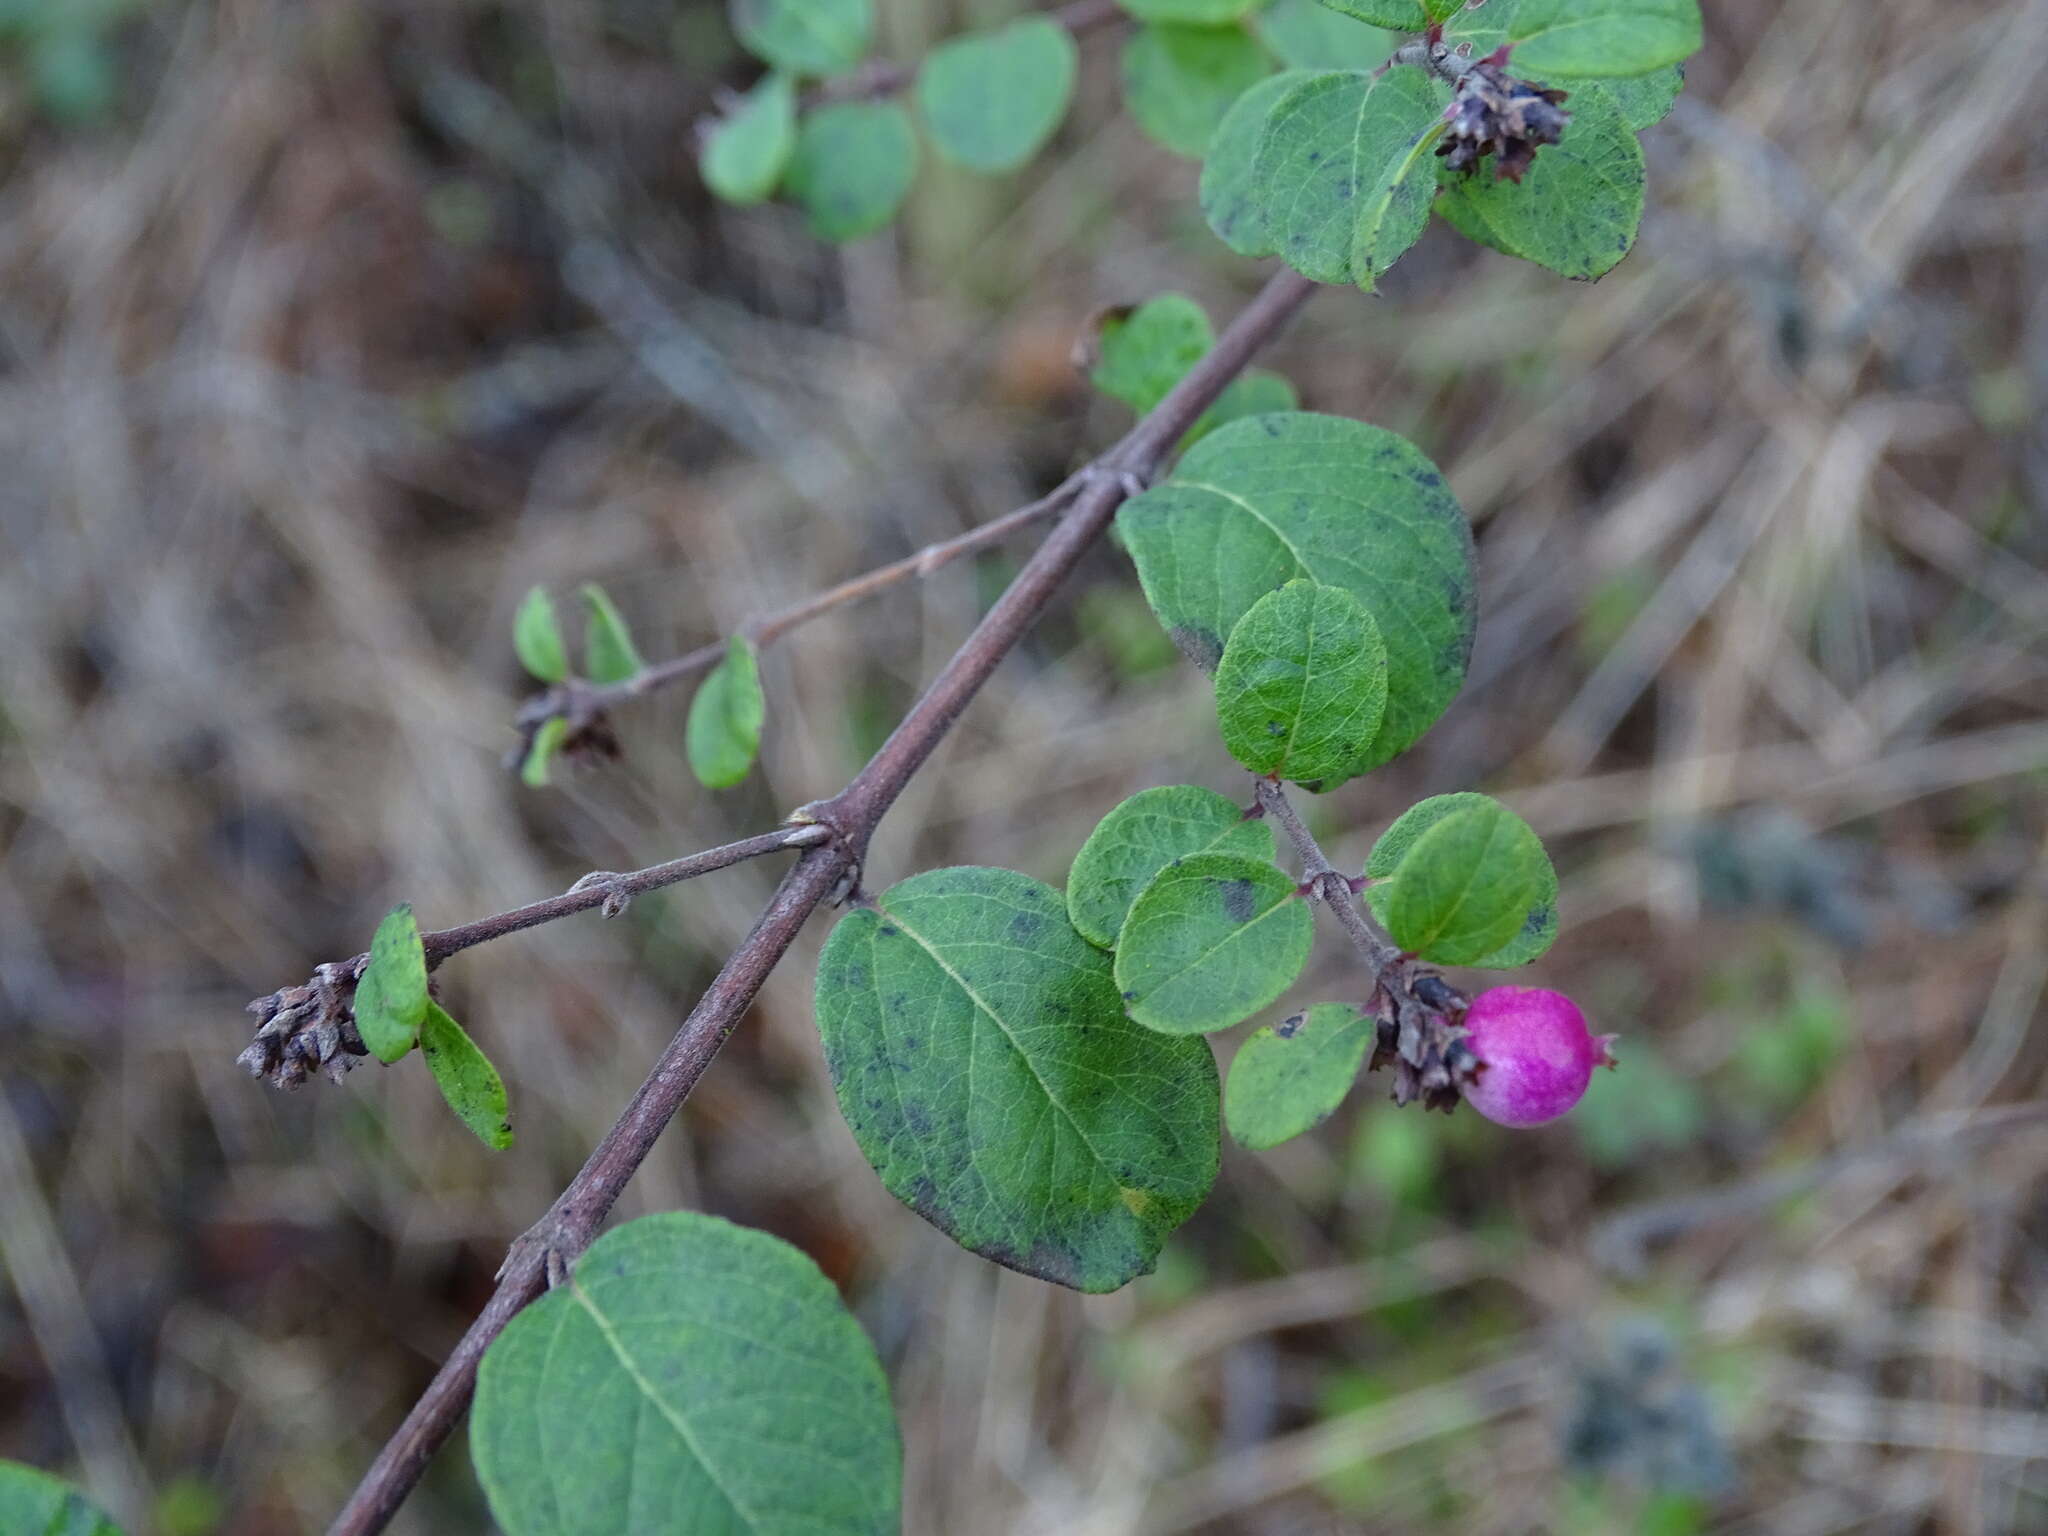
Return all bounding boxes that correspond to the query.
[1458,986,1616,1128]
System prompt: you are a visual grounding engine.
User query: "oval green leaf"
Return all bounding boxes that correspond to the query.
[1366,792,1558,967]
[784,100,918,242]
[1435,81,1645,279]
[1200,68,1316,257]
[0,1461,124,1536]
[1115,411,1475,770]
[420,1001,513,1150]
[1251,65,1445,286]
[520,714,569,790]
[817,868,1219,1291]
[730,0,871,76]
[1090,293,1214,415]
[1115,851,1313,1033]
[1067,784,1276,948]
[701,71,798,204]
[1215,579,1388,788]
[472,1212,901,1536]
[1224,1002,1374,1149]
[1442,0,1703,78]
[1253,0,1397,69]
[1121,23,1274,158]
[687,636,766,790]
[917,17,1077,174]
[579,583,645,685]
[355,903,428,1064]
[513,585,568,683]
[1378,802,1550,965]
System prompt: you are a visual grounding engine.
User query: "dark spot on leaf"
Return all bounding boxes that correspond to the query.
[1274,1012,1304,1039]
[1170,625,1224,671]
[878,925,897,937]
[1122,990,1137,1002]
[1218,877,1258,924]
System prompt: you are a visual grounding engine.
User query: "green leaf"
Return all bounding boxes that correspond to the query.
[784,101,918,242]
[1121,23,1274,158]
[419,1001,514,1150]
[355,904,429,1064]
[1435,81,1644,279]
[1197,369,1300,440]
[1200,69,1316,258]
[1091,293,1213,414]
[816,867,1219,1291]
[687,636,766,790]
[1309,0,1427,28]
[1253,0,1397,69]
[730,0,871,76]
[917,17,1077,174]
[579,583,645,685]
[1550,60,1683,129]
[1376,802,1550,965]
[701,71,798,203]
[1116,411,1475,770]
[513,585,568,683]
[1251,66,1444,287]
[520,715,570,790]
[1118,0,1261,24]
[1366,792,1558,967]
[1215,579,1389,788]
[0,1461,124,1536]
[472,1212,900,1536]
[1441,0,1703,77]
[1067,785,1276,948]
[1225,1002,1374,1149]
[1114,852,1314,1033]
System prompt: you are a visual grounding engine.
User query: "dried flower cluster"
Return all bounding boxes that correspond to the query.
[238,959,372,1088]
[1369,968,1483,1112]
[1438,59,1572,183]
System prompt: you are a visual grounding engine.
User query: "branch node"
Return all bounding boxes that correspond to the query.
[568,870,633,919]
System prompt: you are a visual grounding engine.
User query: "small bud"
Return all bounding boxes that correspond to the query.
[1458,986,1616,1128]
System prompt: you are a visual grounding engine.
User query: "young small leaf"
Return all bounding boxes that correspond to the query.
[686,636,766,790]
[1225,1002,1374,1149]
[917,17,1077,174]
[1214,579,1389,789]
[816,867,1220,1292]
[1200,69,1316,258]
[1121,23,1274,158]
[419,1002,513,1150]
[700,71,797,204]
[1311,0,1427,27]
[355,904,429,1064]
[579,583,645,685]
[472,1213,901,1536]
[1441,0,1703,78]
[1250,66,1445,286]
[1067,784,1276,948]
[1378,802,1550,965]
[1116,412,1475,771]
[730,0,872,76]
[784,101,918,242]
[1090,293,1215,415]
[512,585,568,683]
[1365,792,1558,967]
[520,715,570,790]
[1115,852,1313,1033]
[1253,0,1397,70]
[1116,0,1261,24]
[0,1461,124,1536]
[1435,81,1645,279]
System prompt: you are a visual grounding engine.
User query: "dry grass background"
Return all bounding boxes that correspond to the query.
[1,0,2045,1532]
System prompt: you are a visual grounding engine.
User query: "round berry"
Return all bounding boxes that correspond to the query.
[1459,986,1616,1128]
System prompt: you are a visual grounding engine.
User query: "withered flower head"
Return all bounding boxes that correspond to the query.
[1436,58,1571,184]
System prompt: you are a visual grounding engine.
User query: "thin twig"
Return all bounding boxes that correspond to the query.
[592,473,1090,709]
[327,267,1317,1536]
[1255,778,1402,974]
